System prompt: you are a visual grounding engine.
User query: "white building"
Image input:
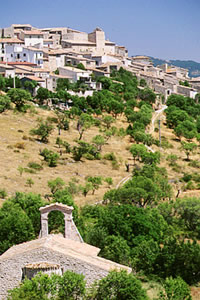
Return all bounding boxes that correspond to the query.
[5,44,43,67]
[59,66,92,82]
[0,38,24,62]
[19,30,44,48]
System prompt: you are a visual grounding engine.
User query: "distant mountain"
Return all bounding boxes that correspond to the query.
[150,57,200,77]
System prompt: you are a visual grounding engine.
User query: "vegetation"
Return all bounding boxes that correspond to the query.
[1,67,200,299]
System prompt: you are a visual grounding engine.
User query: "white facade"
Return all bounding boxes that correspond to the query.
[5,44,43,67]
[59,66,92,81]
[19,31,44,48]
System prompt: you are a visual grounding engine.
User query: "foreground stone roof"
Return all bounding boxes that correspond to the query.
[0,234,131,298]
[0,234,131,273]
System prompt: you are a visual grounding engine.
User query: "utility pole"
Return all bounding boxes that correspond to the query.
[158,119,161,147]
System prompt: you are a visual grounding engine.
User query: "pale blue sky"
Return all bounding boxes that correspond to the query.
[1,0,199,62]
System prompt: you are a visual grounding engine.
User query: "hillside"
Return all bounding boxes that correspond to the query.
[1,103,200,208]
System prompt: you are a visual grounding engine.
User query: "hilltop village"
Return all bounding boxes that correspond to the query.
[0,23,199,100]
[1,24,200,300]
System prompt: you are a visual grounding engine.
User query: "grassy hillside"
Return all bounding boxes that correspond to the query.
[1,104,200,208]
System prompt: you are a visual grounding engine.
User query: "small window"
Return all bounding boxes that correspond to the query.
[17,54,20,59]
[11,54,13,57]
[23,53,26,57]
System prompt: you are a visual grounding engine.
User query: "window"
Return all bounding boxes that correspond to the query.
[23,53,26,57]
[29,35,32,38]
[17,54,20,59]
[11,54,13,57]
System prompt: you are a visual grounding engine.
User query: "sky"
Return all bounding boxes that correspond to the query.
[1,0,200,62]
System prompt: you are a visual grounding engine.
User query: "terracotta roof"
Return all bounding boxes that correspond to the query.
[0,38,24,44]
[0,63,14,69]
[25,75,45,82]
[4,61,37,66]
[23,30,43,35]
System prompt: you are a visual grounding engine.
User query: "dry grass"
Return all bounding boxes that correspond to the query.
[1,107,200,208]
[0,108,132,207]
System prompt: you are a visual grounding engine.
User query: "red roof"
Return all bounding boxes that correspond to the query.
[1,61,37,66]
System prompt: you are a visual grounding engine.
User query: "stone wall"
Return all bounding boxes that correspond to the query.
[0,248,109,299]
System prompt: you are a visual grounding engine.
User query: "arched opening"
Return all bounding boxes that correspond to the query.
[48,210,65,236]
[39,203,83,242]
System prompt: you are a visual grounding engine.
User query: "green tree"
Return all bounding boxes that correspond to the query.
[30,119,54,143]
[76,113,94,140]
[174,197,200,237]
[81,182,93,197]
[56,78,71,91]
[130,144,147,163]
[54,110,69,135]
[57,270,86,300]
[159,276,191,300]
[26,178,34,187]
[180,141,197,160]
[48,177,65,195]
[174,120,197,141]
[92,135,105,151]
[0,95,11,113]
[8,271,86,300]
[40,148,60,167]
[76,63,85,70]
[7,88,32,112]
[99,235,130,265]
[102,115,115,129]
[0,201,35,254]
[9,192,45,235]
[36,87,49,105]
[24,80,37,95]
[139,87,156,104]
[139,78,147,87]
[92,270,148,300]
[86,176,102,194]
[0,75,6,90]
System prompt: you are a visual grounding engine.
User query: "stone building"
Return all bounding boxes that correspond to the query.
[0,203,131,299]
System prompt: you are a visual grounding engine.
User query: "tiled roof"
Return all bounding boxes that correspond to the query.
[23,30,43,35]
[0,38,24,44]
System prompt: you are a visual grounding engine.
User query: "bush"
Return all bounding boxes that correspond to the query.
[0,188,7,198]
[92,270,148,300]
[28,162,43,171]
[103,152,117,161]
[159,276,192,300]
[40,148,60,167]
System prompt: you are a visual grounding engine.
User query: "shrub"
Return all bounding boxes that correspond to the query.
[159,276,192,300]
[40,148,60,167]
[27,162,43,171]
[103,152,117,161]
[0,189,7,198]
